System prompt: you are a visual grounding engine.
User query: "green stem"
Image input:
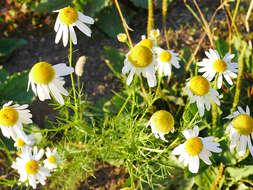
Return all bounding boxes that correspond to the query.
[147,0,154,37]
[211,74,218,135]
[162,0,169,49]
[232,44,246,112]
[69,36,78,116]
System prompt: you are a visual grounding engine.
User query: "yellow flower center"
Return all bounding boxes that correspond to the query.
[233,114,253,136]
[31,62,55,84]
[159,51,171,62]
[212,59,227,73]
[117,33,127,43]
[25,160,39,175]
[150,30,159,38]
[151,110,174,133]
[139,39,154,49]
[0,107,18,127]
[48,155,56,164]
[128,45,153,68]
[189,76,210,96]
[185,137,203,156]
[17,138,25,147]
[59,7,78,25]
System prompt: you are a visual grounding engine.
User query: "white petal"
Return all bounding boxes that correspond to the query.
[182,129,194,139]
[69,25,77,45]
[54,15,60,32]
[193,125,199,137]
[217,73,222,89]
[126,68,136,86]
[238,135,248,156]
[247,135,253,157]
[78,12,94,24]
[55,23,63,44]
[199,149,212,165]
[63,24,69,47]
[53,64,74,76]
[76,20,91,37]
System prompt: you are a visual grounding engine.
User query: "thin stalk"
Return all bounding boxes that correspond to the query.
[147,0,154,37]
[211,74,219,135]
[69,36,78,116]
[162,0,169,49]
[115,0,133,48]
[139,75,149,104]
[232,44,246,112]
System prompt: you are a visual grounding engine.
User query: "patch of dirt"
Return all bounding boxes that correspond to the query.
[78,164,128,190]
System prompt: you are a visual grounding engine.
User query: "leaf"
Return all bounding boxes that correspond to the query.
[74,0,112,17]
[130,0,172,9]
[34,0,69,13]
[96,5,133,38]
[0,71,35,104]
[0,66,9,83]
[226,165,253,181]
[215,37,229,57]
[0,38,27,64]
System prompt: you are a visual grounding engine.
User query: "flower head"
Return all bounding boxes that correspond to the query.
[117,33,127,43]
[28,62,74,105]
[150,29,160,39]
[43,147,61,171]
[122,45,157,87]
[172,126,222,173]
[75,56,86,77]
[54,6,94,47]
[197,49,238,89]
[184,76,220,117]
[14,133,35,151]
[11,146,51,189]
[153,47,180,77]
[225,105,253,157]
[0,101,32,141]
[147,110,175,142]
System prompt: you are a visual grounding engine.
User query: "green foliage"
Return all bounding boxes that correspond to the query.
[0,68,34,104]
[34,0,70,13]
[226,166,253,182]
[0,38,27,64]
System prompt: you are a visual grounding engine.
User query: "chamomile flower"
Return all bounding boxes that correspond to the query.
[172,126,222,173]
[225,105,253,157]
[137,35,157,50]
[28,62,74,105]
[122,45,157,87]
[150,29,160,39]
[197,49,238,89]
[153,47,180,77]
[146,110,175,142]
[0,101,32,141]
[43,147,61,171]
[117,33,127,43]
[11,146,50,189]
[14,133,35,151]
[184,76,220,117]
[54,6,94,47]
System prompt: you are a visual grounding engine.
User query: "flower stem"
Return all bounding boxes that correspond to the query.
[211,74,218,135]
[162,0,170,49]
[69,36,78,116]
[147,0,154,37]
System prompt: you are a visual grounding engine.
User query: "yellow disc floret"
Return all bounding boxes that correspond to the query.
[151,110,174,133]
[31,62,55,84]
[233,114,253,136]
[25,160,39,175]
[139,39,154,49]
[185,137,203,156]
[59,7,78,25]
[17,138,25,147]
[0,107,18,127]
[128,45,153,68]
[117,33,127,43]
[159,51,171,62]
[48,156,56,164]
[212,59,227,73]
[189,76,210,96]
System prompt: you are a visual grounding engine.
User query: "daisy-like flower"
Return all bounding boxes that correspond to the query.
[0,101,32,141]
[172,125,222,173]
[14,133,35,151]
[117,33,127,43]
[184,75,220,117]
[43,147,61,171]
[137,35,157,50]
[122,45,157,87]
[197,49,238,89]
[146,110,175,142]
[150,29,160,40]
[225,105,253,157]
[153,47,180,77]
[11,146,51,189]
[28,62,74,105]
[54,6,94,47]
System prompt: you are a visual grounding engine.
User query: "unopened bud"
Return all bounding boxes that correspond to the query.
[150,29,160,39]
[75,56,86,77]
[117,33,127,43]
